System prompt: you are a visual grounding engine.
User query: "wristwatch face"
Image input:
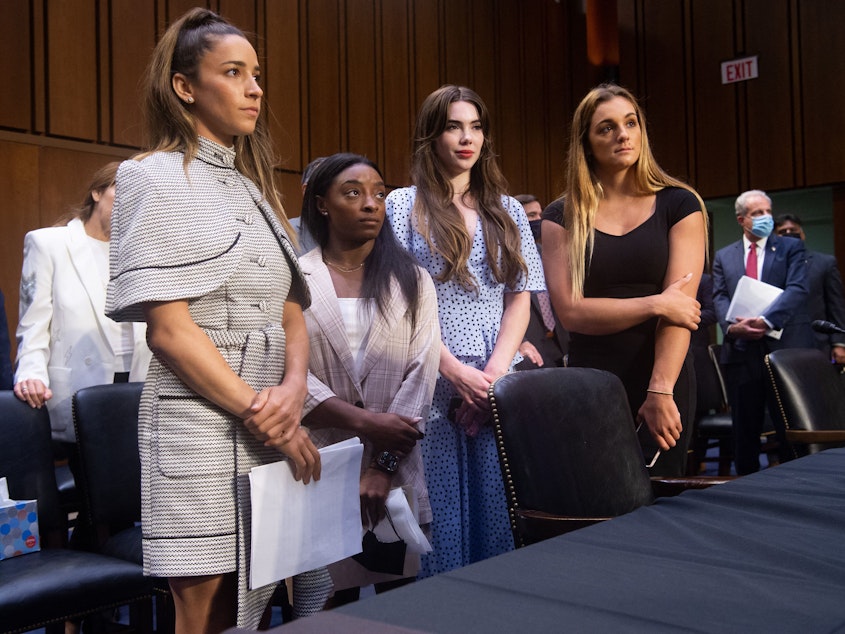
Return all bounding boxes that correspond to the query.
[376,451,399,473]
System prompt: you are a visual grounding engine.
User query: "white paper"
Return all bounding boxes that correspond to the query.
[371,487,432,555]
[249,437,364,589]
[725,275,784,340]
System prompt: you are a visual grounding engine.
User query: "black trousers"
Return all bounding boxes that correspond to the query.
[722,341,769,475]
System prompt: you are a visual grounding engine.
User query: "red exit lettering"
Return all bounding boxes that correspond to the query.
[721,55,759,85]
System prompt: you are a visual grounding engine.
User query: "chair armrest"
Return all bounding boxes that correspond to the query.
[785,430,845,445]
[650,476,735,498]
[515,509,609,544]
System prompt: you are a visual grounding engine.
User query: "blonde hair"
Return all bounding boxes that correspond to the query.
[137,7,295,244]
[562,84,707,300]
[410,85,526,292]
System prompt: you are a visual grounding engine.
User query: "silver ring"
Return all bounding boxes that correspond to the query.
[21,386,28,393]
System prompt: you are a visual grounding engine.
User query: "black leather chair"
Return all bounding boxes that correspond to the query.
[765,348,845,459]
[0,390,154,633]
[489,368,653,546]
[72,382,174,631]
[72,382,144,558]
[690,343,734,475]
[489,368,730,546]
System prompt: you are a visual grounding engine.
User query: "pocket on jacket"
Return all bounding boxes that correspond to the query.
[46,366,72,433]
[154,398,235,478]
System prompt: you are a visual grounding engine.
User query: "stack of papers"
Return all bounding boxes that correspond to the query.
[725,275,784,340]
[249,437,364,589]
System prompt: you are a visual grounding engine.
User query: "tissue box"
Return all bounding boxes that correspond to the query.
[0,477,40,559]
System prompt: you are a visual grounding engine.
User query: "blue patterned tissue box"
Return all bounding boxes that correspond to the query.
[0,477,40,559]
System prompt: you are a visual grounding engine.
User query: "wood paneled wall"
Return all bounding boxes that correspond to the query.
[0,0,582,354]
[617,0,845,198]
[1,0,844,355]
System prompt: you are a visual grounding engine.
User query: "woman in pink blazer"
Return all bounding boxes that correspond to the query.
[298,153,441,607]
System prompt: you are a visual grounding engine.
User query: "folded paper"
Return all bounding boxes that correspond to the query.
[726,275,784,340]
[249,437,364,589]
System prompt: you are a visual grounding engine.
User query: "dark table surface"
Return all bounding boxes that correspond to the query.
[239,448,845,633]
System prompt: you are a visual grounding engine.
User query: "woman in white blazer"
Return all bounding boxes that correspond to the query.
[299,154,440,607]
[13,161,151,443]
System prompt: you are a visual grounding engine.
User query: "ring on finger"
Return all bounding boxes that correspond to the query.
[21,386,28,393]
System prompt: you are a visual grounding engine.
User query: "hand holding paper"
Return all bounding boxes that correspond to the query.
[249,438,364,589]
[725,276,784,340]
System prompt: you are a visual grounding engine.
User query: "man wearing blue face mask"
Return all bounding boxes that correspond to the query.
[713,190,814,474]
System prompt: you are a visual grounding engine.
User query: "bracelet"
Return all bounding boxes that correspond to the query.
[646,389,674,396]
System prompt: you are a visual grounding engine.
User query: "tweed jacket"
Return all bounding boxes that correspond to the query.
[15,217,151,442]
[107,150,308,322]
[713,233,814,364]
[300,248,440,525]
[107,140,309,628]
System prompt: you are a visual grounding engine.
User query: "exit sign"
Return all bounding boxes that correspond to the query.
[721,55,759,84]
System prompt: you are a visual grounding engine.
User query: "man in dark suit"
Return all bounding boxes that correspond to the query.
[712,190,814,474]
[516,195,567,369]
[516,291,568,369]
[774,213,845,364]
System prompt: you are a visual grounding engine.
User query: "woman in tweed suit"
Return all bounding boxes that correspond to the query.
[105,9,320,632]
[299,154,440,604]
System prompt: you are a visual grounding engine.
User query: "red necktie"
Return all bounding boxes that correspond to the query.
[745,243,758,279]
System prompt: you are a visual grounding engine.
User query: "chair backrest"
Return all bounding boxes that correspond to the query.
[72,382,144,528]
[489,368,654,538]
[765,348,845,458]
[0,391,65,544]
[707,343,729,410]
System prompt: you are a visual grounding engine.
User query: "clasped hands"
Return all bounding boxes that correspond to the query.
[727,317,768,340]
[243,383,321,484]
[449,363,507,438]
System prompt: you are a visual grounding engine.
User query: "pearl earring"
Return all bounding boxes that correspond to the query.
[185,97,194,104]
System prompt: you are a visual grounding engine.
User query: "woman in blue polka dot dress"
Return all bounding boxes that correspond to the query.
[386,85,544,576]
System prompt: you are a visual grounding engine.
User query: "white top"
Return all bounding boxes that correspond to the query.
[336,298,374,373]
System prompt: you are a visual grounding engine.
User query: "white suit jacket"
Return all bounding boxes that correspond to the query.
[300,248,440,525]
[15,217,151,441]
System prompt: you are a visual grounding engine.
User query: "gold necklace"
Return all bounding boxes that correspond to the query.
[323,257,365,273]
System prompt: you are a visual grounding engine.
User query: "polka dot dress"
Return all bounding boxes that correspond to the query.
[386,187,544,576]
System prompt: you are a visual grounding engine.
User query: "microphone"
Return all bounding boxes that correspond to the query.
[811,320,845,335]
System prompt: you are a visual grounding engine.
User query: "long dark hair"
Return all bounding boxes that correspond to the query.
[302,153,422,326]
[411,84,526,292]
